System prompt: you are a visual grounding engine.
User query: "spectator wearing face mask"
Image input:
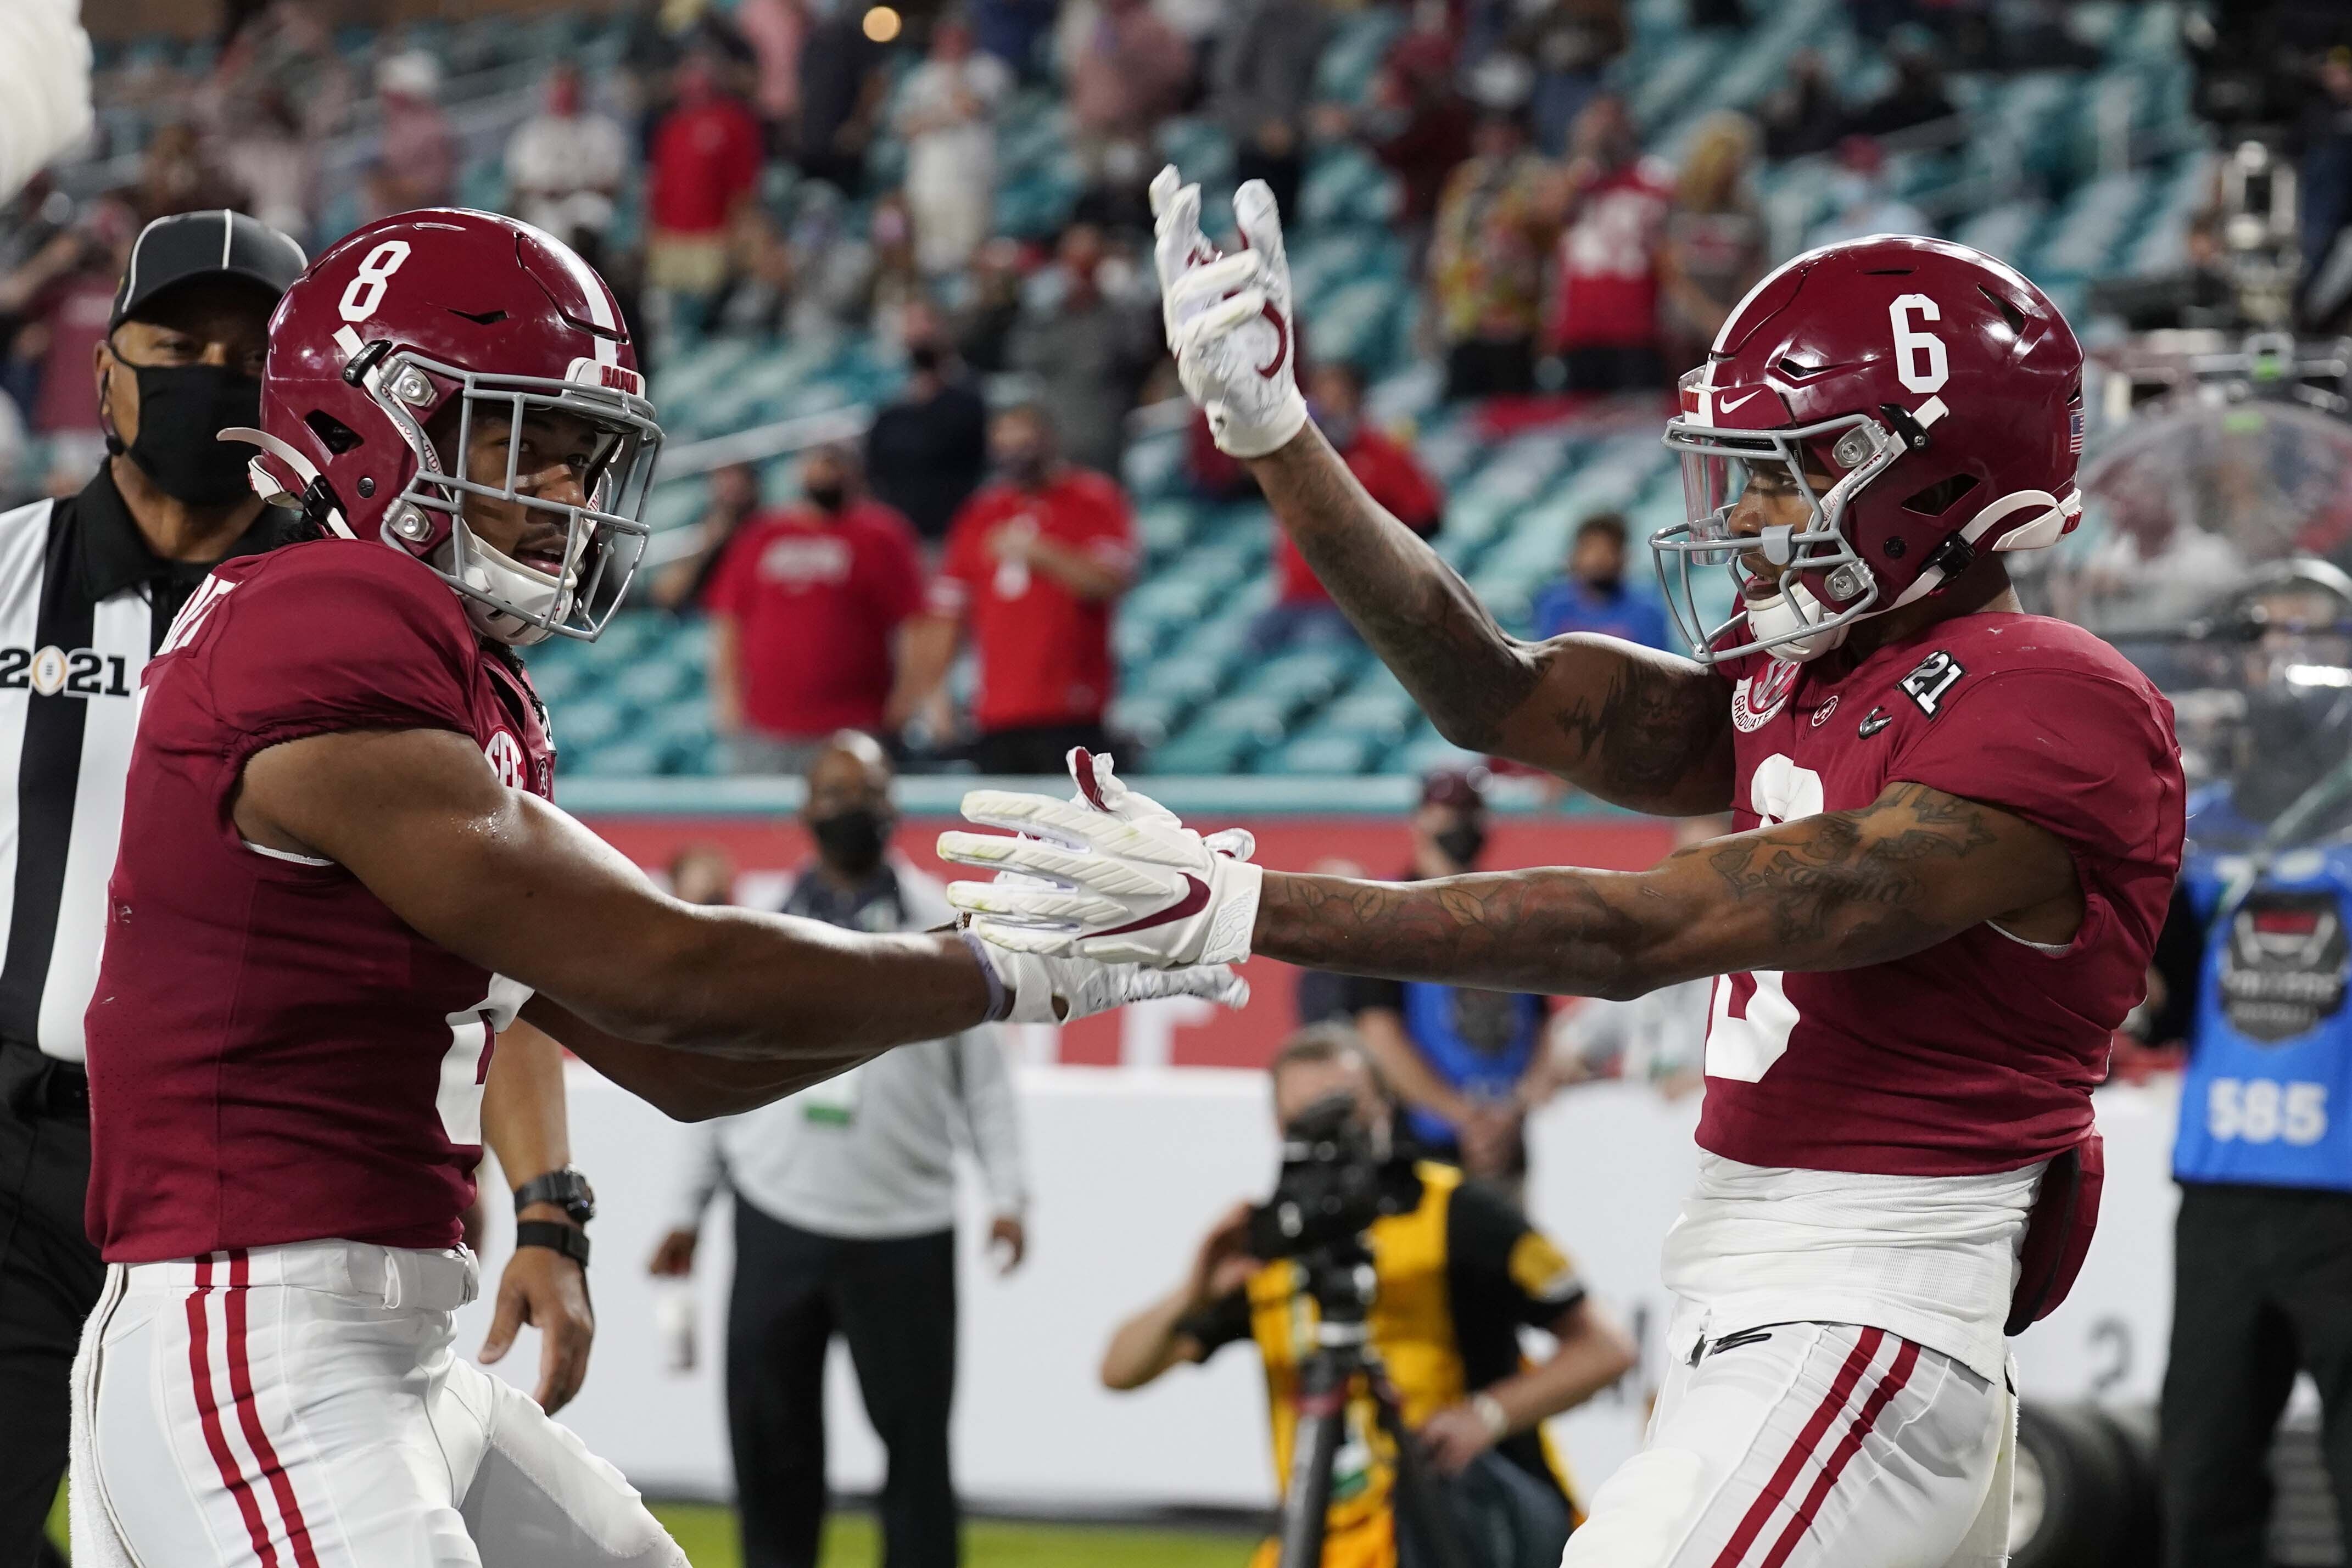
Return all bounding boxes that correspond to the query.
[897,404,1136,773]
[1529,512,1670,649]
[1252,361,1445,653]
[865,302,990,547]
[1333,769,1554,1194]
[1005,222,1158,475]
[705,444,930,775]
[650,732,1026,1568]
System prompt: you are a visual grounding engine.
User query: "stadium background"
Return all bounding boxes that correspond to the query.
[20,0,2352,1562]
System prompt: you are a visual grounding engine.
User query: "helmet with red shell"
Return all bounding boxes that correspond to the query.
[1656,233,2085,663]
[235,209,663,646]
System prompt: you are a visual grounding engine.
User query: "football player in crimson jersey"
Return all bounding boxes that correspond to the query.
[941,175,2186,1568]
[70,209,1240,1568]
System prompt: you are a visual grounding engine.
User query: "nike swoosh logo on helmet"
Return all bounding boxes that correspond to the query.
[1095,873,1211,937]
[1715,389,1763,416]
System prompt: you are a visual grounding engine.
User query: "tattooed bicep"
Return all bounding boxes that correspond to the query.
[1673,780,2077,971]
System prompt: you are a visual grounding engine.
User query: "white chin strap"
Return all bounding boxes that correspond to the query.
[451,536,573,647]
[1745,580,1852,663]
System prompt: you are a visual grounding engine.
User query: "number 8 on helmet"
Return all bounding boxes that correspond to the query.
[228,208,664,647]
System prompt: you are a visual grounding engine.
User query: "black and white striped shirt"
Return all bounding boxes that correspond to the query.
[0,468,285,1063]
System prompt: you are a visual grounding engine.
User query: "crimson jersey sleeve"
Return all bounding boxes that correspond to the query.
[1887,666,2182,872]
[200,547,478,761]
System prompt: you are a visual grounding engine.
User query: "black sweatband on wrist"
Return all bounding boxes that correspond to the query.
[959,929,1013,1022]
[515,1220,591,1269]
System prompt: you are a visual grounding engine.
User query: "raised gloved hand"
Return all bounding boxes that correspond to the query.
[940,748,1264,968]
[1150,166,1309,460]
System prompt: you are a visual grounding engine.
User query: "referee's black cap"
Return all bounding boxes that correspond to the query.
[110,210,308,332]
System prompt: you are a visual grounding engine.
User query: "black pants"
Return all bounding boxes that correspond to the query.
[0,1045,100,1568]
[727,1201,959,1568]
[968,721,1112,777]
[2160,1181,2352,1568]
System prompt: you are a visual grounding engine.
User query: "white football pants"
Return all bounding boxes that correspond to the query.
[69,1241,684,1568]
[1561,1313,2015,1568]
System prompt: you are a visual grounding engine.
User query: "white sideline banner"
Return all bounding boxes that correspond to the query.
[452,1068,2185,1509]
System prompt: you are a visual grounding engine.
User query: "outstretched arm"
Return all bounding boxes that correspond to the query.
[1248,428,1736,814]
[1250,780,2081,998]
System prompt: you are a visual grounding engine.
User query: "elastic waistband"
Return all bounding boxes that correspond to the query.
[118,1240,480,1312]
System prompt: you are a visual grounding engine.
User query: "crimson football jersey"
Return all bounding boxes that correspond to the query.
[1699,612,2183,1176]
[85,540,555,1262]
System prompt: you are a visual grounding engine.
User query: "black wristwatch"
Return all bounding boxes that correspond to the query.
[513,1167,596,1228]
[514,1220,591,1270]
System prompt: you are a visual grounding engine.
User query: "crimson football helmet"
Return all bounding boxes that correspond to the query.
[1657,234,2085,663]
[232,209,662,645]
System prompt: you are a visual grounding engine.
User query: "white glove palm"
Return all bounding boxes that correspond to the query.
[978,944,1249,1024]
[1150,166,1309,460]
[940,749,1264,968]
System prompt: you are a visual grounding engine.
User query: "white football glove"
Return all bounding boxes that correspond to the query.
[940,749,1264,968]
[974,940,1250,1024]
[1150,165,1309,460]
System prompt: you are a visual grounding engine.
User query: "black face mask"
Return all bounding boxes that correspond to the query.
[805,481,848,513]
[114,362,262,507]
[907,341,944,373]
[811,807,893,875]
[1585,573,1624,597]
[999,449,1048,489]
[1434,822,1488,867]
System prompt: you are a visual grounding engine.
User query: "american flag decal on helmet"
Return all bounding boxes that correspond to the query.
[2068,401,2084,455]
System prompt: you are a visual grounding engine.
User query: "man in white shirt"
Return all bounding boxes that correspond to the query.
[893,18,1012,276]
[505,61,632,254]
[649,732,1027,1568]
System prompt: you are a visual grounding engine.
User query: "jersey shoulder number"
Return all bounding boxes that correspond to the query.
[1897,649,1966,716]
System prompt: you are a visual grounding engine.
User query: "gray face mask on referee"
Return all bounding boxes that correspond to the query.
[111,360,262,507]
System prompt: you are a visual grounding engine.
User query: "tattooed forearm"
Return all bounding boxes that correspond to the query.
[1252,781,2057,999]
[1248,430,1734,813]
[1250,428,1537,748]
[1255,864,1652,995]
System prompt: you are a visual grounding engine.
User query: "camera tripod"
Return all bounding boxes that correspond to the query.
[1273,1239,1471,1568]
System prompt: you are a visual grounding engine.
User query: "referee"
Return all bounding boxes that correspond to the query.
[0,210,308,1565]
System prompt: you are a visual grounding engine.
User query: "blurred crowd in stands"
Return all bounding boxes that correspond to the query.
[5,0,2352,771]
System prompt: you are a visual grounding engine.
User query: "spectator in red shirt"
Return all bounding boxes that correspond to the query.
[1545,94,1674,394]
[898,403,1137,774]
[706,443,928,774]
[646,51,767,307]
[1253,362,1444,654]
